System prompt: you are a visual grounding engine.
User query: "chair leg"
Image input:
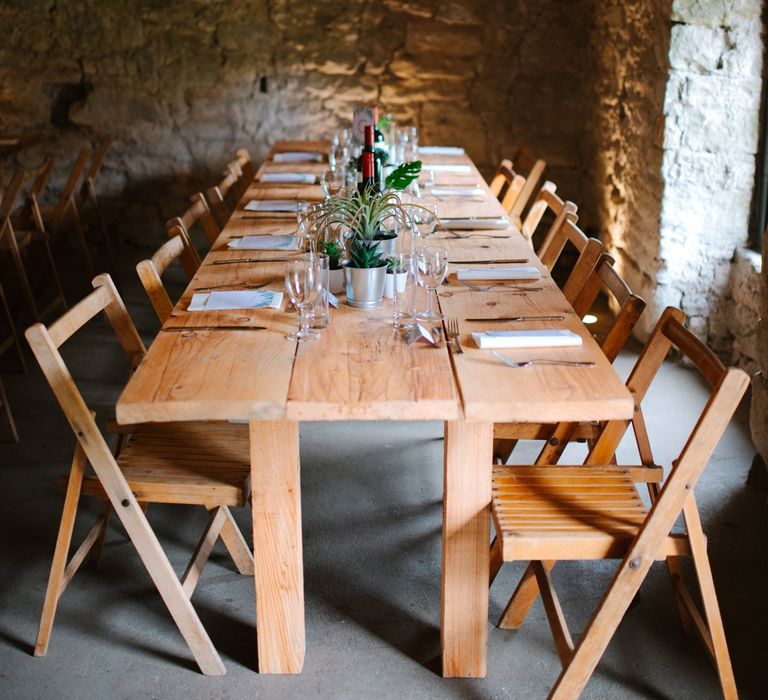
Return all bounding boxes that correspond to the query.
[39,232,68,313]
[66,198,96,280]
[86,180,121,286]
[6,225,40,321]
[218,506,254,576]
[498,560,554,629]
[87,499,112,568]
[533,561,574,667]
[683,497,738,699]
[35,444,87,656]
[181,507,228,598]
[0,377,19,443]
[489,536,503,584]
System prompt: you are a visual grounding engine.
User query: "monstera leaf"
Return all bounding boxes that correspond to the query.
[385,160,422,191]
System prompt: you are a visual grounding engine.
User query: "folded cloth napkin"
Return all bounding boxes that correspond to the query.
[273,151,324,163]
[188,290,284,311]
[430,186,484,198]
[418,146,465,156]
[441,217,509,230]
[472,329,582,349]
[425,163,472,173]
[455,266,541,281]
[259,172,316,184]
[228,235,299,251]
[244,200,298,212]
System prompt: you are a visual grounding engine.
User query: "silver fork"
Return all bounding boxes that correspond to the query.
[445,318,463,354]
[491,351,595,368]
[460,281,544,292]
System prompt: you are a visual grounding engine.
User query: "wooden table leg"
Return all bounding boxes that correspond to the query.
[441,419,493,678]
[250,419,305,674]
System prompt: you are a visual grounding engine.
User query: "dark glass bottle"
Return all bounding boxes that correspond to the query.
[358,125,380,196]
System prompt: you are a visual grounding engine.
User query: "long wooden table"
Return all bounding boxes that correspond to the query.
[117,140,633,677]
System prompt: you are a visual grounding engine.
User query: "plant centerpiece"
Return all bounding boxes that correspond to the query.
[315,161,423,308]
[320,239,345,294]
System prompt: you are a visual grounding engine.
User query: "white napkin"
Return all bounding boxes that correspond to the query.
[430,186,484,198]
[418,146,465,156]
[259,173,316,184]
[273,151,324,163]
[425,163,472,173]
[455,266,541,281]
[228,235,299,251]
[244,200,298,212]
[441,217,509,230]
[472,329,582,349]
[188,290,284,311]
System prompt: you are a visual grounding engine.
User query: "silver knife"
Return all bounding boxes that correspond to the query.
[464,315,565,322]
[161,325,268,332]
[449,258,529,264]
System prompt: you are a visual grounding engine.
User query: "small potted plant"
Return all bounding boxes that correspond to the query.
[383,254,409,299]
[321,239,345,294]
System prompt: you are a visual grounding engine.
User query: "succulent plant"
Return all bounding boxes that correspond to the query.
[349,239,384,269]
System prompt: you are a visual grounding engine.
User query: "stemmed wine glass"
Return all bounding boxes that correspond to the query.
[320,169,345,199]
[415,245,448,322]
[284,256,323,341]
[406,203,439,248]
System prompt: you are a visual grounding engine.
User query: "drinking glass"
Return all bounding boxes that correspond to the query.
[406,203,439,247]
[415,246,448,321]
[391,253,417,328]
[284,257,322,341]
[296,201,311,250]
[307,252,330,329]
[320,169,345,199]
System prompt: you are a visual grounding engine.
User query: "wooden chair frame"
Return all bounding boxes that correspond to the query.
[26,274,255,675]
[205,166,241,230]
[490,307,749,698]
[493,253,647,466]
[522,188,578,251]
[0,162,68,322]
[167,192,220,248]
[136,230,200,324]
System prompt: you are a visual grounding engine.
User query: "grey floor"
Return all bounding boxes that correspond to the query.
[0,256,766,700]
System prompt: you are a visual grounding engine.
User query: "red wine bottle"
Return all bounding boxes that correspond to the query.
[359,125,380,195]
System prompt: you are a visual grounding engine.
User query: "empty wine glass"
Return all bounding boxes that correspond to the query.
[415,245,448,322]
[406,203,439,247]
[320,169,345,199]
[284,256,323,341]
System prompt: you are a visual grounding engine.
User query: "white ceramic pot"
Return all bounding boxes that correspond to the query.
[328,267,345,294]
[383,271,408,299]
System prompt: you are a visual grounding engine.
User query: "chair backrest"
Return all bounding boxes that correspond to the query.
[234,147,256,182]
[205,166,240,229]
[507,157,545,220]
[538,217,603,305]
[587,306,750,471]
[136,231,199,324]
[49,148,92,232]
[571,253,646,362]
[25,273,147,515]
[86,137,112,182]
[489,159,525,207]
[0,157,55,235]
[524,187,578,251]
[167,192,220,246]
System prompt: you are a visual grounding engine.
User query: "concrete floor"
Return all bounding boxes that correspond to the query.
[0,258,766,699]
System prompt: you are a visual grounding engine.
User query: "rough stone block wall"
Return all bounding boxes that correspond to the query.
[579,0,671,313]
[0,0,588,248]
[656,0,763,357]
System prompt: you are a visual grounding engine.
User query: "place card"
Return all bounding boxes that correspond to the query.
[228,235,299,251]
[472,329,582,350]
[326,290,340,309]
[259,173,317,184]
[404,323,438,345]
[418,146,465,156]
[188,290,284,311]
[455,267,541,281]
[273,152,324,163]
[244,200,298,212]
[430,186,483,198]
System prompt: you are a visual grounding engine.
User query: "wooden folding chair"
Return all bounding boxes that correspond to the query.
[225,148,256,203]
[205,166,241,230]
[521,187,578,251]
[493,253,646,465]
[0,279,24,442]
[490,306,749,698]
[26,274,254,675]
[167,192,220,248]
[136,231,200,324]
[0,161,68,323]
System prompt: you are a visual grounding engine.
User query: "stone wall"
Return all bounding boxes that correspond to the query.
[0,0,589,248]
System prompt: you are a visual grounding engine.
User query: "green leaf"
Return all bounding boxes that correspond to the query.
[378,115,392,130]
[349,239,384,269]
[385,160,422,191]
